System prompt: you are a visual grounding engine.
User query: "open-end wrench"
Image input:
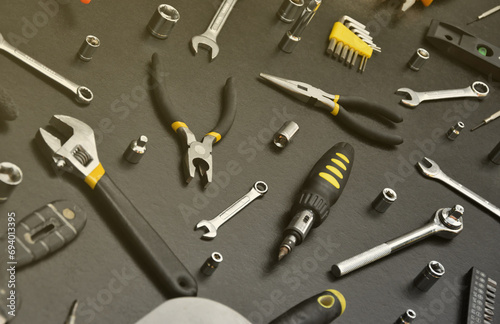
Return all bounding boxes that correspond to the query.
[191,0,238,61]
[196,181,268,239]
[331,205,464,277]
[417,157,500,219]
[397,81,489,107]
[0,33,93,104]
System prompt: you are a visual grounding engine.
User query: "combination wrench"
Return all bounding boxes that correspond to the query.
[417,157,500,219]
[397,81,489,107]
[0,33,93,104]
[196,181,268,239]
[331,205,464,277]
[191,0,238,61]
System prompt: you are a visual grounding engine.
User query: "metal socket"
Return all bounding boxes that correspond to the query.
[0,162,23,203]
[123,136,148,164]
[488,141,500,165]
[395,309,416,324]
[277,0,304,23]
[201,252,223,276]
[446,121,464,140]
[78,35,100,62]
[147,4,180,39]
[372,188,397,213]
[279,0,321,53]
[414,261,445,291]
[408,48,429,71]
[273,121,299,148]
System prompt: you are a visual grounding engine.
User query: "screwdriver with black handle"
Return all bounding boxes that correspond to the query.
[278,142,354,260]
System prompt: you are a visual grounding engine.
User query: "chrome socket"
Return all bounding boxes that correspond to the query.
[0,162,23,203]
[277,0,304,23]
[147,4,180,39]
[408,48,429,71]
[372,188,397,213]
[446,121,464,140]
[394,309,416,324]
[78,35,100,62]
[414,261,445,291]
[123,136,148,164]
[201,252,223,276]
[273,121,299,148]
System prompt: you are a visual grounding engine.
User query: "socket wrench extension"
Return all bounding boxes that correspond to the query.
[331,205,464,277]
[0,33,93,104]
[417,157,500,219]
[196,181,268,239]
[397,81,489,107]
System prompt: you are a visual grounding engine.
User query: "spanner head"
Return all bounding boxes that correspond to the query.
[416,157,442,178]
[396,88,421,107]
[191,35,219,61]
[76,86,93,105]
[195,220,218,239]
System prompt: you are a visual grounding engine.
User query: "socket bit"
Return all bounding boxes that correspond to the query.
[201,252,223,276]
[273,121,299,148]
[147,4,180,39]
[408,48,429,71]
[372,188,397,213]
[395,309,416,324]
[0,162,23,203]
[413,261,445,291]
[277,0,304,23]
[78,35,100,62]
[279,0,321,53]
[331,205,464,277]
[123,136,148,164]
[446,121,464,140]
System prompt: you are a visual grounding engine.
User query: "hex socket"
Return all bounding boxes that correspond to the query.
[414,261,445,291]
[78,35,100,61]
[408,48,429,71]
[274,121,299,148]
[372,188,397,213]
[147,4,180,39]
[277,0,304,23]
[201,252,223,276]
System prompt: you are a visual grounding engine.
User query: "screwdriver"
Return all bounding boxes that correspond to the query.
[278,142,354,261]
[467,5,500,25]
[470,109,500,131]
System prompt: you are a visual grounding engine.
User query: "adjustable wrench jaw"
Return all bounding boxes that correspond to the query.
[36,115,100,179]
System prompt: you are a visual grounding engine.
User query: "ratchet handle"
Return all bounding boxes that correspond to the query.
[207,77,237,143]
[331,243,392,277]
[94,173,198,297]
[150,53,187,133]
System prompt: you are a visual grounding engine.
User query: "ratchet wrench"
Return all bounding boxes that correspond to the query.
[191,0,238,61]
[417,157,500,219]
[196,181,268,239]
[0,33,93,105]
[397,81,489,107]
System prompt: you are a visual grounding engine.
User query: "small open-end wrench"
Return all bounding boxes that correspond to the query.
[0,33,93,104]
[331,205,464,277]
[417,157,500,219]
[397,81,489,107]
[196,181,268,239]
[191,0,238,61]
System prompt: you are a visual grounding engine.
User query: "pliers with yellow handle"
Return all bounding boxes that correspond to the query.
[260,73,404,146]
[150,53,237,188]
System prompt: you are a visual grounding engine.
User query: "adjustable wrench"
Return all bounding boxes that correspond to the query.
[196,181,268,239]
[417,157,500,219]
[0,33,93,104]
[397,81,489,107]
[331,205,464,277]
[191,0,238,61]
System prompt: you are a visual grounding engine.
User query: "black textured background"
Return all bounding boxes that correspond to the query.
[0,0,499,323]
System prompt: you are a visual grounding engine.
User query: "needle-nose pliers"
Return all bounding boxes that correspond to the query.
[260,73,404,146]
[150,53,237,188]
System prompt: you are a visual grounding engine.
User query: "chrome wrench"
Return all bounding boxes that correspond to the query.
[190,0,238,61]
[397,81,489,107]
[417,157,500,219]
[0,33,93,104]
[196,181,268,239]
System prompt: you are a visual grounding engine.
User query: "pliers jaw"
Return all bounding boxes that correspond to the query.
[36,115,100,179]
[182,132,215,188]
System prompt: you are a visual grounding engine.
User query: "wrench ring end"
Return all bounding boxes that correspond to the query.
[76,86,93,105]
[254,181,269,194]
[471,81,489,97]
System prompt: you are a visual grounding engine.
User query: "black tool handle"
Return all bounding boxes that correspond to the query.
[296,142,354,225]
[269,289,346,324]
[337,109,404,146]
[94,173,197,297]
[150,53,185,129]
[207,77,237,141]
[337,96,403,123]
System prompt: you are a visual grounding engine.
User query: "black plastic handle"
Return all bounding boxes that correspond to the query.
[337,109,404,146]
[296,142,354,225]
[207,77,237,140]
[94,173,197,297]
[337,96,403,123]
[150,53,185,128]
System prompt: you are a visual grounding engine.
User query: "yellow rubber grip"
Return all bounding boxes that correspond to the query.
[171,121,188,132]
[319,172,340,189]
[84,163,105,189]
[329,22,373,58]
[326,289,346,315]
[330,95,340,116]
[206,132,222,143]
